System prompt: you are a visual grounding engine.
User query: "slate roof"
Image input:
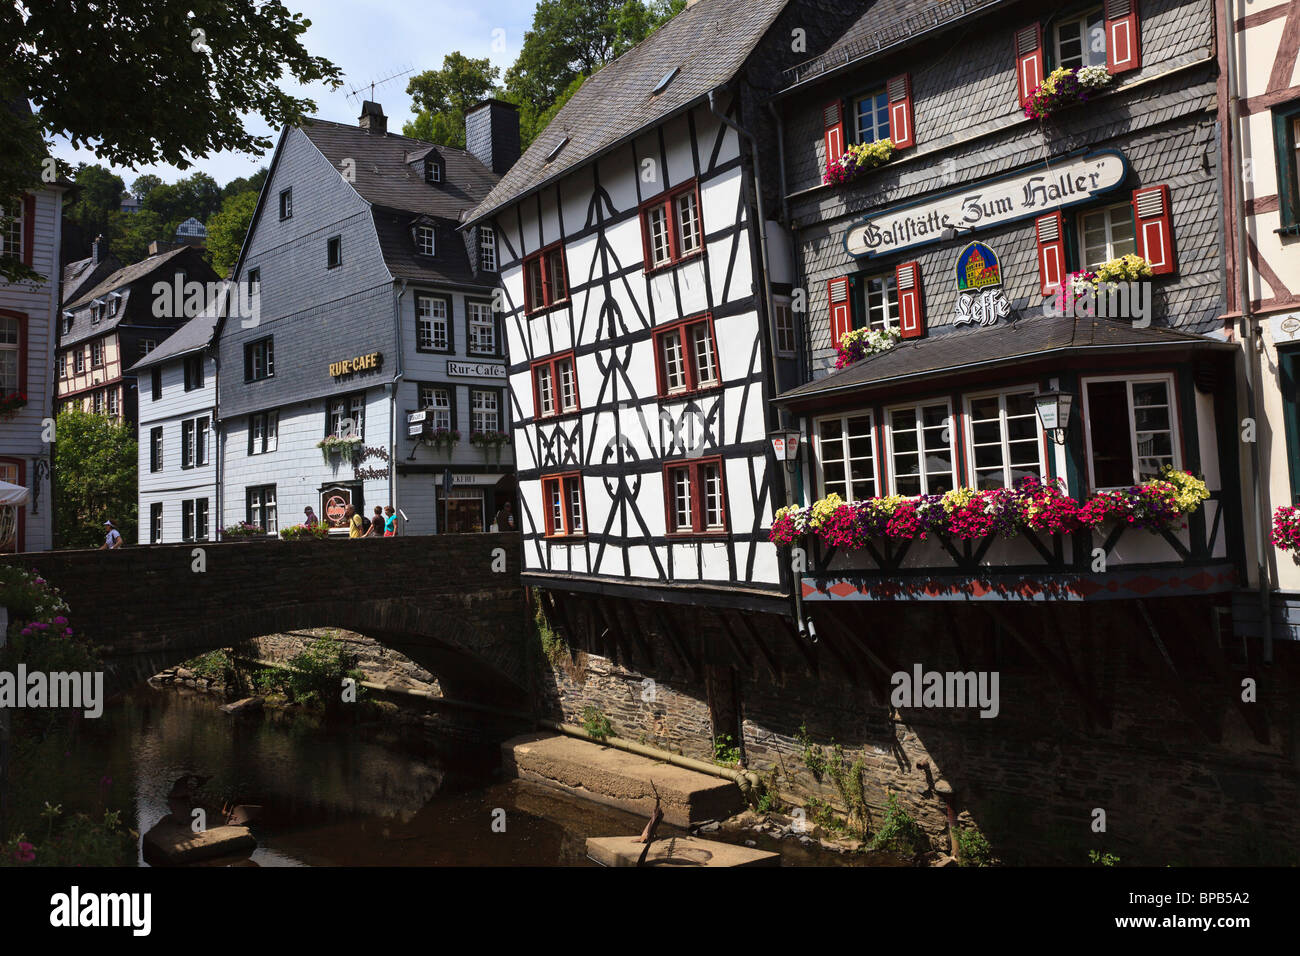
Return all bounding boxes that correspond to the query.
[61,252,120,307]
[463,0,791,227]
[66,245,192,311]
[128,309,218,372]
[776,315,1234,404]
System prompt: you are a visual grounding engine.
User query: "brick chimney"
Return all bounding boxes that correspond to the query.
[92,235,106,264]
[359,101,387,135]
[465,99,521,175]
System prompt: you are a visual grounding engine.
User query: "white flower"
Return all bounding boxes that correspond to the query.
[1076,65,1112,90]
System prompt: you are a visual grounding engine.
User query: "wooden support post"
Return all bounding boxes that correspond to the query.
[651,605,700,683]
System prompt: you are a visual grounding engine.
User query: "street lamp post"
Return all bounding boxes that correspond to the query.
[1034,390,1075,445]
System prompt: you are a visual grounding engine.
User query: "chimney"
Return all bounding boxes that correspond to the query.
[92,235,106,264]
[465,99,521,176]
[359,101,387,135]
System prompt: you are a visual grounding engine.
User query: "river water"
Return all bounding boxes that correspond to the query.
[49,685,868,866]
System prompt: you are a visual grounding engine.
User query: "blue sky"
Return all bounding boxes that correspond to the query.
[50,0,539,190]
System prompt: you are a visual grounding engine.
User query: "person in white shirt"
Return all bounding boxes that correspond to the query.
[100,520,122,550]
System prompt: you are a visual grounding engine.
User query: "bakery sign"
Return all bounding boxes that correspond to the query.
[845,150,1128,258]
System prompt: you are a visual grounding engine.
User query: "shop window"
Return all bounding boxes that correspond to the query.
[1082,374,1179,489]
[815,413,877,501]
[542,472,585,537]
[664,457,727,535]
[887,401,955,496]
[964,389,1044,490]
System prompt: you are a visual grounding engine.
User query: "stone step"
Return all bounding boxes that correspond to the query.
[501,732,744,827]
[586,835,779,867]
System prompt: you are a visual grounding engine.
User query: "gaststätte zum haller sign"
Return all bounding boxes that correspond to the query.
[844,149,1128,258]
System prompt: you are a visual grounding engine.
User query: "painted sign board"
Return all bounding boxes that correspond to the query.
[1269,312,1300,344]
[447,361,506,379]
[845,150,1128,259]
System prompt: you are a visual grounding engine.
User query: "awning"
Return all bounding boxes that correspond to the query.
[776,315,1234,409]
[0,480,30,507]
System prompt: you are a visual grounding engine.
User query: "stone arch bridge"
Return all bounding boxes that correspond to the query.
[1,534,531,705]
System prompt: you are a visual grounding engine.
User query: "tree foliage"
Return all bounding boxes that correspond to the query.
[1,0,342,281]
[53,409,138,549]
[205,190,258,277]
[65,165,125,243]
[403,53,501,148]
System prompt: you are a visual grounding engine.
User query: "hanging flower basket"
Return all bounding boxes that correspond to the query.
[835,326,901,369]
[0,392,28,421]
[429,428,460,451]
[317,436,364,465]
[823,138,895,186]
[1271,505,1300,553]
[770,468,1209,550]
[1024,66,1112,121]
[470,431,511,449]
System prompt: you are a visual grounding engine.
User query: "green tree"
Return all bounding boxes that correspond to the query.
[53,408,138,549]
[65,164,125,241]
[130,174,164,202]
[142,171,223,230]
[1,0,342,283]
[220,167,269,202]
[403,52,501,148]
[205,190,258,277]
[105,209,167,263]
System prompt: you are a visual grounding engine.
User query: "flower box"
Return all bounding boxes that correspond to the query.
[823,138,895,187]
[429,428,460,451]
[0,391,28,421]
[836,326,901,369]
[317,436,364,465]
[220,522,265,540]
[469,431,511,449]
[1024,66,1111,121]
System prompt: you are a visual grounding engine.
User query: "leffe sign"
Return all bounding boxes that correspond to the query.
[845,150,1128,259]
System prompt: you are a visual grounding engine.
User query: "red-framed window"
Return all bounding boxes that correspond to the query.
[0,309,29,398]
[523,242,569,315]
[541,472,585,538]
[640,179,705,271]
[663,456,728,535]
[531,351,579,419]
[653,312,720,398]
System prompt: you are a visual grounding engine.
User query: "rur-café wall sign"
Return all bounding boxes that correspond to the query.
[844,150,1128,259]
[329,351,383,377]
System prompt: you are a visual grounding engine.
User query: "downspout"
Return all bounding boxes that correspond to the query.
[390,279,407,514]
[709,87,810,640]
[1223,0,1273,663]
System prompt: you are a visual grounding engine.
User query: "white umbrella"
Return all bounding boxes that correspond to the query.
[0,479,27,550]
[0,479,30,506]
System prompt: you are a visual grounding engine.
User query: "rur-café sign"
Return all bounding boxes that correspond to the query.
[845,150,1128,258]
[329,351,383,378]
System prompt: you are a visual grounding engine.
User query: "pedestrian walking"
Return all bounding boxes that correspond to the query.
[99,520,122,550]
[303,506,318,528]
[346,505,364,539]
[493,500,515,532]
[383,505,398,537]
[367,506,383,537]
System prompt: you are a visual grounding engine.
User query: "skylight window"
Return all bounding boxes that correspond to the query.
[545,137,569,164]
[652,66,681,95]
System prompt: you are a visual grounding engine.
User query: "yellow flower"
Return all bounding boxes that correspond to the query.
[809,493,845,529]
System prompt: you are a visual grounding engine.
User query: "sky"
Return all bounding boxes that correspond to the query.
[49,0,540,191]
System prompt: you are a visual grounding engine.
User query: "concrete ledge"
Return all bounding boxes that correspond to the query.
[586,835,779,867]
[501,732,743,827]
[142,820,256,865]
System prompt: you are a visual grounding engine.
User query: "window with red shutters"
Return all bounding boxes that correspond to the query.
[824,100,845,174]
[664,456,728,535]
[640,179,704,272]
[523,242,569,314]
[1034,212,1067,295]
[886,75,915,149]
[1014,23,1044,108]
[1104,0,1141,75]
[828,277,852,348]
[531,352,579,419]
[896,261,925,338]
[542,472,585,537]
[1132,184,1176,275]
[653,313,719,398]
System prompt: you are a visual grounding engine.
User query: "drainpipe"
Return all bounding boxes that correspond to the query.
[390,279,407,514]
[1223,0,1273,663]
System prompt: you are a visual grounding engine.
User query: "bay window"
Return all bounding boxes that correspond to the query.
[816,413,877,501]
[887,401,955,496]
[1082,375,1179,489]
[965,389,1044,490]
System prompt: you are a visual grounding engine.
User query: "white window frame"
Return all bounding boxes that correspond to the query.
[249,411,279,455]
[773,296,796,357]
[854,89,890,145]
[416,295,449,351]
[467,301,496,355]
[471,388,499,433]
[962,387,1047,491]
[813,411,879,503]
[416,225,435,256]
[420,385,453,430]
[674,190,702,257]
[557,356,578,413]
[0,205,21,259]
[1054,7,1107,72]
[884,399,956,497]
[1080,373,1182,491]
[863,272,900,331]
[1079,201,1138,270]
[480,227,497,272]
[0,315,18,393]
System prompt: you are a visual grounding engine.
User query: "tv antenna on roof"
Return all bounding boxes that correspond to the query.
[345,66,415,105]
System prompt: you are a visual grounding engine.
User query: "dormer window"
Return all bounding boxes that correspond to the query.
[424,158,442,183]
[91,299,105,324]
[62,312,73,335]
[108,293,121,317]
[416,225,436,256]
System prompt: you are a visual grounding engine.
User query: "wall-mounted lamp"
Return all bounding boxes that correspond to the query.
[769,427,802,474]
[940,222,976,243]
[1034,390,1074,445]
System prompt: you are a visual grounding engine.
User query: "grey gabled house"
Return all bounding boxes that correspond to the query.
[215,100,519,537]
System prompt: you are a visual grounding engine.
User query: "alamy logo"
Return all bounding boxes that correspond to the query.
[49,886,151,936]
[0,665,104,717]
[890,664,1000,718]
[1043,280,1151,327]
[152,277,261,328]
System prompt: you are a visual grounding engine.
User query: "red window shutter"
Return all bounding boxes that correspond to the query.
[1034,212,1066,296]
[1132,185,1176,275]
[828,277,852,348]
[21,194,35,267]
[1014,23,1044,108]
[1105,0,1141,75]
[823,100,845,171]
[886,74,915,149]
[896,262,925,339]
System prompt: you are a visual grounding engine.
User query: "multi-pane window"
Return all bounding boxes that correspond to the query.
[328,394,365,440]
[1055,8,1106,71]
[471,389,500,433]
[523,246,568,313]
[419,385,453,430]
[249,411,278,454]
[416,295,450,351]
[74,348,85,374]
[245,337,274,380]
[92,390,104,415]
[140,339,156,357]
[196,499,209,541]
[467,301,496,355]
[424,158,442,183]
[654,314,719,397]
[480,227,497,272]
[108,295,120,317]
[279,189,292,220]
[664,457,727,534]
[182,500,195,542]
[0,204,22,259]
[855,90,890,144]
[416,226,436,256]
[57,352,66,379]
[1080,203,1137,270]
[532,353,578,418]
[774,298,797,356]
[150,503,163,544]
[966,390,1043,490]
[0,315,18,393]
[184,354,204,391]
[327,235,342,268]
[106,388,119,417]
[864,273,900,330]
[181,417,209,468]
[247,485,277,534]
[1083,376,1179,489]
[888,402,955,496]
[541,473,585,537]
[817,414,877,502]
[182,420,194,468]
[641,181,704,270]
[90,341,103,367]
[150,427,163,473]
